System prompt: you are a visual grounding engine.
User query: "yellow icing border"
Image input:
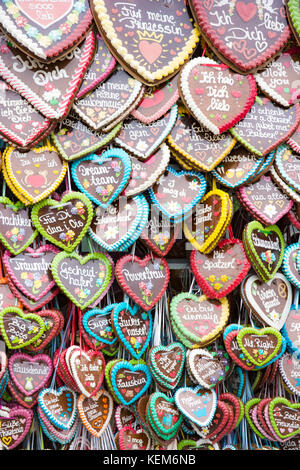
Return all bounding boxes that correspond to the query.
[92,0,200,84]
[4,144,68,205]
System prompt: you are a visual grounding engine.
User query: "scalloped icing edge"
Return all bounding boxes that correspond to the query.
[0,31,96,120]
[69,349,105,397]
[71,148,132,208]
[179,56,257,135]
[183,189,230,253]
[51,251,114,310]
[243,221,285,282]
[124,144,170,197]
[88,195,149,252]
[110,360,152,406]
[8,352,53,396]
[282,242,300,289]
[149,391,182,437]
[270,166,300,204]
[77,390,114,438]
[279,353,300,397]
[170,292,230,345]
[115,254,170,312]
[148,342,186,386]
[147,164,207,222]
[287,0,300,39]
[174,387,217,428]
[0,306,46,349]
[4,144,68,205]
[190,0,291,73]
[190,238,251,299]
[112,302,153,360]
[212,154,264,189]
[31,191,94,253]
[73,68,144,130]
[38,386,77,431]
[275,144,300,193]
[236,326,283,368]
[91,0,200,84]
[0,197,38,255]
[131,84,180,124]
[269,396,300,440]
[115,104,178,160]
[167,108,237,171]
[82,305,119,346]
[51,121,122,162]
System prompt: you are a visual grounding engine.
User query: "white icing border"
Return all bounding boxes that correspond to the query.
[179,57,221,135]
[73,67,143,130]
[254,72,290,108]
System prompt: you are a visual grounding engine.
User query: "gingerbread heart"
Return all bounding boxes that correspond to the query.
[8,353,53,396]
[3,144,68,205]
[279,353,300,396]
[269,398,300,440]
[115,254,170,311]
[0,197,38,255]
[25,309,64,352]
[230,97,300,156]
[175,387,217,427]
[71,149,131,208]
[90,0,199,85]
[0,0,93,61]
[51,251,114,310]
[119,426,151,450]
[189,0,291,73]
[0,32,95,119]
[148,342,186,390]
[4,245,59,302]
[77,389,113,438]
[187,349,230,389]
[38,386,77,431]
[190,238,250,299]
[179,57,257,134]
[275,145,300,194]
[69,349,105,397]
[139,212,181,258]
[237,326,282,367]
[82,305,118,348]
[0,408,32,449]
[31,192,93,253]
[0,307,45,349]
[109,361,152,406]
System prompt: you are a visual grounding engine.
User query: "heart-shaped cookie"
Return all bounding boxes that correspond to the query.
[167,106,236,171]
[82,305,118,348]
[91,0,199,85]
[282,306,300,358]
[183,189,232,254]
[109,361,152,405]
[0,307,45,349]
[77,389,113,438]
[147,392,182,439]
[236,326,282,367]
[212,146,263,189]
[112,303,152,360]
[0,408,32,449]
[4,245,59,301]
[243,221,284,282]
[88,195,149,252]
[275,145,300,194]
[283,243,300,289]
[25,309,64,352]
[189,0,291,73]
[287,124,300,154]
[230,97,300,156]
[238,174,293,225]
[170,293,230,346]
[187,349,230,389]
[131,75,180,124]
[71,149,131,208]
[8,353,53,396]
[269,397,300,440]
[0,0,93,61]
[148,342,186,390]
[73,67,144,131]
[115,254,170,311]
[3,144,68,205]
[224,324,255,371]
[51,113,122,162]
[0,32,96,119]
[179,57,257,134]
[140,212,181,258]
[175,387,217,427]
[51,251,114,310]
[38,386,77,431]
[69,349,105,397]
[190,238,250,299]
[148,165,207,222]
[115,105,178,160]
[31,192,93,253]
[0,197,38,255]
[119,426,151,450]
[123,144,170,198]
[254,49,300,107]
[241,273,292,330]
[0,80,52,148]
[279,353,300,396]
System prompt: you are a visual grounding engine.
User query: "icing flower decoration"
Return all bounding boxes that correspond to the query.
[261,250,276,270]
[5,227,25,248]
